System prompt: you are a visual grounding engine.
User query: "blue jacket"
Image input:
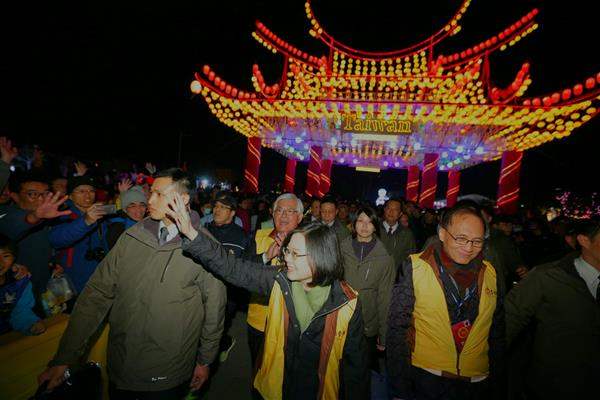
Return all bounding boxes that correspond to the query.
[0,204,53,296]
[49,201,111,293]
[0,275,40,334]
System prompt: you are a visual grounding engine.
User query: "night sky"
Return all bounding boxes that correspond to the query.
[1,0,598,203]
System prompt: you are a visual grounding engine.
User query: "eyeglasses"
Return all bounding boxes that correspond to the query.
[274,208,299,216]
[442,227,485,248]
[281,247,307,259]
[213,203,233,211]
[22,190,50,200]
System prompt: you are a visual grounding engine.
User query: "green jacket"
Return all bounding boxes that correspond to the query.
[340,236,396,343]
[505,254,600,398]
[378,223,416,269]
[51,216,227,391]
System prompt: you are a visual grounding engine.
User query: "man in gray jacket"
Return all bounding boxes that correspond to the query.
[39,168,227,399]
[379,199,416,269]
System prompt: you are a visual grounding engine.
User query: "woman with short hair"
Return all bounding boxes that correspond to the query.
[166,193,368,400]
[340,206,396,371]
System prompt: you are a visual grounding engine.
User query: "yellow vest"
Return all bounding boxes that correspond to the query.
[410,252,498,378]
[247,228,277,331]
[254,281,357,400]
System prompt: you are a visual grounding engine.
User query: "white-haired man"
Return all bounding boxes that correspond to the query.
[246,193,304,368]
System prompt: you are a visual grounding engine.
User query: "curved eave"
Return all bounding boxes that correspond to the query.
[440,9,539,68]
[304,0,472,60]
[254,21,323,69]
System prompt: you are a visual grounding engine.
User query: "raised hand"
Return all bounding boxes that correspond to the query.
[34,192,71,220]
[118,178,133,193]
[145,162,157,175]
[0,137,18,165]
[74,161,88,176]
[166,192,197,240]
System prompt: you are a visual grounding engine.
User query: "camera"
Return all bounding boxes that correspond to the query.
[85,247,106,262]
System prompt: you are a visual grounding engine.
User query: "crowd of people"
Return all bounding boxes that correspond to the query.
[0,136,598,400]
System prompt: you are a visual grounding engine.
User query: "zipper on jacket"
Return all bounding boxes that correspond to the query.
[303,300,349,336]
[160,251,175,283]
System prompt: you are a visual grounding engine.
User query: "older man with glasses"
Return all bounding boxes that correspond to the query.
[246,193,304,374]
[387,202,505,400]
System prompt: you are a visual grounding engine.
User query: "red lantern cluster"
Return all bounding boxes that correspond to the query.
[198,66,256,99]
[523,71,600,106]
[491,63,530,102]
[442,9,538,64]
[256,21,320,65]
[252,64,280,96]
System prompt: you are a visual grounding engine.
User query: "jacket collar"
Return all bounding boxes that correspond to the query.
[551,252,595,299]
[127,210,201,250]
[341,236,389,261]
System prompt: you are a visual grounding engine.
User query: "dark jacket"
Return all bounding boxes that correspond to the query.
[205,220,249,258]
[51,214,227,392]
[49,201,112,293]
[0,160,9,190]
[386,245,505,399]
[329,219,351,243]
[340,236,395,343]
[505,253,600,399]
[182,227,368,400]
[105,211,138,250]
[485,228,525,292]
[0,204,53,298]
[378,223,417,269]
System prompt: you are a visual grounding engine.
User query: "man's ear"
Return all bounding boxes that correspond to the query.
[438,225,445,243]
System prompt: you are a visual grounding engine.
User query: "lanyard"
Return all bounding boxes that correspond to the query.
[435,252,477,319]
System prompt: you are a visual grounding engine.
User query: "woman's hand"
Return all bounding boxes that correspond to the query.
[166,192,198,240]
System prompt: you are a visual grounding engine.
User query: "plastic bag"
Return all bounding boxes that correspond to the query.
[41,274,76,316]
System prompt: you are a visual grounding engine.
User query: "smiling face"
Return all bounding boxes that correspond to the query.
[125,201,147,222]
[11,181,50,211]
[273,198,302,236]
[439,212,485,265]
[284,233,313,285]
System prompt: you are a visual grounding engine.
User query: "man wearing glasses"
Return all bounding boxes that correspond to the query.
[0,172,70,314]
[204,191,249,362]
[387,203,505,400]
[246,193,304,370]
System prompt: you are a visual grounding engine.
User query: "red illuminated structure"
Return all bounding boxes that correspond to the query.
[192,1,599,211]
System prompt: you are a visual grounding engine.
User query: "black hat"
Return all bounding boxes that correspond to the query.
[67,176,96,194]
[213,191,237,209]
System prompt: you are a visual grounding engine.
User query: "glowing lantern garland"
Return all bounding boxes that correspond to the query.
[192,0,599,190]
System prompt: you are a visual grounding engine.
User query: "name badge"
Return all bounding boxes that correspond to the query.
[451,319,472,352]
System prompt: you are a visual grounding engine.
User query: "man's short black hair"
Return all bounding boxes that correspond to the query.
[0,234,17,258]
[440,202,489,238]
[281,222,344,287]
[155,168,191,194]
[320,195,337,208]
[8,171,49,193]
[574,217,600,240]
[384,198,403,209]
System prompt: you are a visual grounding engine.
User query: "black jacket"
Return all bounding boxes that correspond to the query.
[205,221,249,258]
[182,227,368,400]
[506,253,600,399]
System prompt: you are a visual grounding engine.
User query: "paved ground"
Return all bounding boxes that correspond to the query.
[201,311,253,400]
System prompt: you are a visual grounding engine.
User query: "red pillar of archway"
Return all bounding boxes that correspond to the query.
[284,158,297,193]
[305,146,322,197]
[406,165,420,203]
[446,170,461,207]
[243,137,261,194]
[318,159,333,197]
[418,153,439,209]
[497,151,523,215]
